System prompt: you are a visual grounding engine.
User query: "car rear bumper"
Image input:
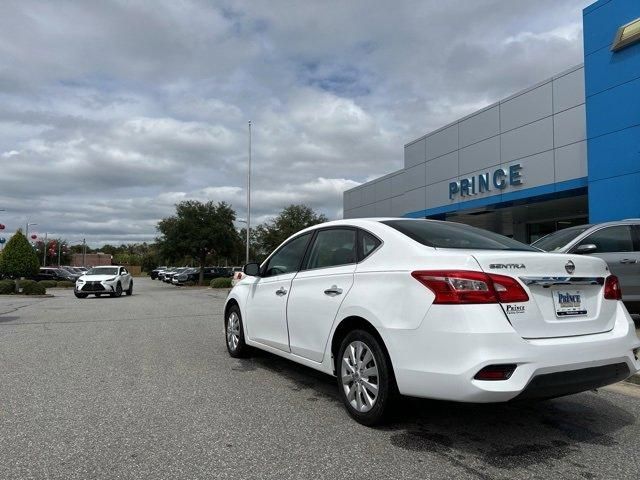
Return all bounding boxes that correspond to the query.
[513,362,630,401]
[384,302,640,402]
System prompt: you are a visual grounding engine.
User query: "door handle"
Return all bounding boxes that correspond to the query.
[620,259,638,264]
[324,285,343,296]
[275,287,287,296]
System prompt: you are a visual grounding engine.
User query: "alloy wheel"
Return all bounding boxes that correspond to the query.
[227,311,241,351]
[341,340,379,413]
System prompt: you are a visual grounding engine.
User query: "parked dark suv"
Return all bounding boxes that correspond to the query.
[32,267,78,282]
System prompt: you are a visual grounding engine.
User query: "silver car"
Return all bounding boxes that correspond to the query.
[532,220,640,313]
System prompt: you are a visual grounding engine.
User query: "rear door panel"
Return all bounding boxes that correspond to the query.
[287,266,355,362]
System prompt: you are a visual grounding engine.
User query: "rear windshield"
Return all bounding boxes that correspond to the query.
[531,226,590,252]
[382,220,537,251]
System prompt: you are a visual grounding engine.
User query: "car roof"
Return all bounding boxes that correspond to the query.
[293,217,475,234]
[566,219,639,233]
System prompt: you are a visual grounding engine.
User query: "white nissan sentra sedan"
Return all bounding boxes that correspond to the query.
[223,219,640,425]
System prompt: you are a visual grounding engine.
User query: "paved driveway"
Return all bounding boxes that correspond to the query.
[1,278,639,479]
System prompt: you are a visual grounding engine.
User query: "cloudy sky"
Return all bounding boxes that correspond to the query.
[0,0,591,246]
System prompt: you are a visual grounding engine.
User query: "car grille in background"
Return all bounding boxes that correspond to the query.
[81,281,105,292]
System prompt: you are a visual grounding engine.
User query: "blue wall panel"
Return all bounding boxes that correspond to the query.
[586,125,640,182]
[586,76,640,137]
[584,44,640,96]
[589,172,640,220]
[584,0,640,223]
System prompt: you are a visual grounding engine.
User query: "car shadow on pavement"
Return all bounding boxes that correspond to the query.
[232,348,342,404]
[383,394,635,473]
[236,348,636,476]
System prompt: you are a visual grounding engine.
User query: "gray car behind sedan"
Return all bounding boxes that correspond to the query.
[532,219,640,313]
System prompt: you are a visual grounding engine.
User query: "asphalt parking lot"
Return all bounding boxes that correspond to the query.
[1,278,640,480]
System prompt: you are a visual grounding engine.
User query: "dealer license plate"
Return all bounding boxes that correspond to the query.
[553,289,587,317]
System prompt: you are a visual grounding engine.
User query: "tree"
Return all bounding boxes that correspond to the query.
[99,244,119,255]
[140,250,160,273]
[35,237,71,266]
[113,252,142,266]
[156,201,240,285]
[236,227,260,265]
[253,204,328,260]
[0,230,40,279]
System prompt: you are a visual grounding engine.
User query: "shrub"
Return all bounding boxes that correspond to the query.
[18,279,46,295]
[24,282,46,295]
[56,280,75,288]
[0,279,15,295]
[38,280,58,289]
[16,279,34,289]
[210,277,232,288]
[0,231,40,278]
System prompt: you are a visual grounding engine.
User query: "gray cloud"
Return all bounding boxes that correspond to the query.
[0,0,591,246]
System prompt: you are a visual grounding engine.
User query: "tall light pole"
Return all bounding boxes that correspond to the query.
[246,120,252,265]
[42,232,48,266]
[26,222,38,237]
[0,209,5,251]
[58,241,66,267]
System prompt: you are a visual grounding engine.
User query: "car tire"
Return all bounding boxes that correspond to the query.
[95,293,102,297]
[111,282,123,298]
[74,292,88,299]
[336,329,396,426]
[126,281,133,296]
[225,305,250,358]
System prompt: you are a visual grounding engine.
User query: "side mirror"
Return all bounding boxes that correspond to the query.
[575,243,597,254]
[243,262,261,277]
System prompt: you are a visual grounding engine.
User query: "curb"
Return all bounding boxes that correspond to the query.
[0,294,55,298]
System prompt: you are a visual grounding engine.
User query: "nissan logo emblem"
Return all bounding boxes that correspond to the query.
[565,260,575,275]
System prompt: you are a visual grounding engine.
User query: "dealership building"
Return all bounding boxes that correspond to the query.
[343,0,640,243]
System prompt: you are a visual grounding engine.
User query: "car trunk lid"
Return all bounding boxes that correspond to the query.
[470,251,615,339]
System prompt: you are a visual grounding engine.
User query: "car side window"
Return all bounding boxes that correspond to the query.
[305,229,356,270]
[122,268,128,275]
[262,233,313,278]
[359,230,381,261]
[579,226,634,253]
[633,225,640,251]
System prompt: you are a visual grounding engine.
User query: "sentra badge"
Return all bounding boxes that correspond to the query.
[489,263,526,269]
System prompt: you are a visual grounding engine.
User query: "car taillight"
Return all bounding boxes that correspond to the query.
[488,273,530,303]
[411,270,529,304]
[604,275,622,300]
